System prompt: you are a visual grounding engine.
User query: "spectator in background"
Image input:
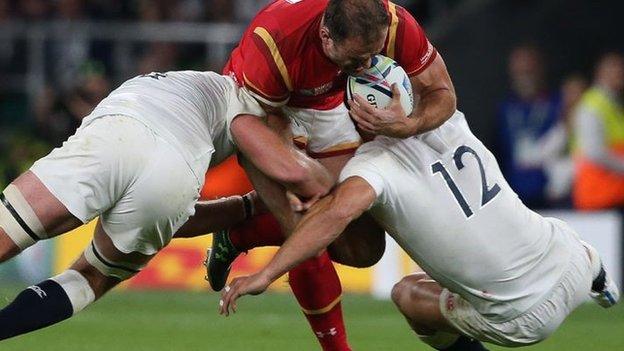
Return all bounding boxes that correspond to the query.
[496,44,562,208]
[17,0,50,21]
[50,0,91,90]
[573,52,624,210]
[35,61,111,147]
[542,74,588,206]
[205,0,234,22]
[137,42,180,74]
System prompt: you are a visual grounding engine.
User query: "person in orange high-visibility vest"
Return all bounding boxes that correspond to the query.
[573,53,624,210]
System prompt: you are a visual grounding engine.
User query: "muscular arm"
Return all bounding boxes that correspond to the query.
[407,54,456,135]
[218,176,376,314]
[174,197,247,238]
[231,114,334,198]
[260,177,377,282]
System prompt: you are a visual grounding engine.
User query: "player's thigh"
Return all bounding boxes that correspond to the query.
[391,272,455,333]
[10,171,83,235]
[286,104,362,160]
[1,171,82,260]
[0,125,123,258]
[100,136,201,256]
[22,115,154,236]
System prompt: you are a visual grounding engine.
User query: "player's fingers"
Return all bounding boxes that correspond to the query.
[220,287,232,315]
[351,113,376,131]
[220,295,231,316]
[232,298,238,314]
[285,191,304,212]
[354,94,376,113]
[358,123,375,134]
[391,83,402,102]
[301,193,321,211]
[350,103,377,124]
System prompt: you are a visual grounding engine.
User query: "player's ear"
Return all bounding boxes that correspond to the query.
[319,26,331,40]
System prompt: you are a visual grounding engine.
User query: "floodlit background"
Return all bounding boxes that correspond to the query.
[0,0,623,350]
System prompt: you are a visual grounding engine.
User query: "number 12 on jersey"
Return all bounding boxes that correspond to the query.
[431,145,501,218]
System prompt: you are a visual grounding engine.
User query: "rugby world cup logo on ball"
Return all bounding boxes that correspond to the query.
[345,55,414,115]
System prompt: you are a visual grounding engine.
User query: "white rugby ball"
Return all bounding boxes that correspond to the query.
[345,55,414,115]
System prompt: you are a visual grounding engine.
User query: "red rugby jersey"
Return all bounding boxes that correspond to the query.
[223,0,437,110]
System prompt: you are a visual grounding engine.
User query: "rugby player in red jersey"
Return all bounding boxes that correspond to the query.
[209,1,456,349]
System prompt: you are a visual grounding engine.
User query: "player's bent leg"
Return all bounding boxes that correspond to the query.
[0,222,152,341]
[207,157,302,291]
[391,273,489,351]
[237,156,351,351]
[0,171,83,262]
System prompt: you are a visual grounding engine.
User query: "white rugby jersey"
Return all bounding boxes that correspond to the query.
[86,71,264,180]
[340,112,574,322]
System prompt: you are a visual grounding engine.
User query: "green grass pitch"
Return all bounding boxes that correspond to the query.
[1,289,622,350]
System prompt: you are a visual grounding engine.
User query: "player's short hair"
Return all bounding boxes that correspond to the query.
[324,0,389,44]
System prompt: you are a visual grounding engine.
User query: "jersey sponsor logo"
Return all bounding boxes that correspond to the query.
[299,81,334,96]
[28,285,47,299]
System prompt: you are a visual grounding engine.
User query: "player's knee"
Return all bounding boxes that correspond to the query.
[391,273,429,309]
[77,242,145,298]
[0,184,48,254]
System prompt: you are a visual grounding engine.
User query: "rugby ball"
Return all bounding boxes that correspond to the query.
[345,55,414,115]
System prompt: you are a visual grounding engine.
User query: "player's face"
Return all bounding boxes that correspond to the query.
[322,28,388,76]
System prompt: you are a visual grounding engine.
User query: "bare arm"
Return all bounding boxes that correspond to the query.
[349,54,456,138]
[174,191,267,238]
[230,114,334,198]
[218,177,377,315]
[407,54,457,134]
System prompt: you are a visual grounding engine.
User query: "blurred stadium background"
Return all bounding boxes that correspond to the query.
[1,0,624,349]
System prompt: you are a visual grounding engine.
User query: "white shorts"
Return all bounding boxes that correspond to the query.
[30,115,202,255]
[440,235,592,347]
[285,104,362,158]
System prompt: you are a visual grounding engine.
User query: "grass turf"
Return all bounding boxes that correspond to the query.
[0,289,622,350]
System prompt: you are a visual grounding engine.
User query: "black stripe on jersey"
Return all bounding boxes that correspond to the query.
[0,193,40,241]
[91,243,140,273]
